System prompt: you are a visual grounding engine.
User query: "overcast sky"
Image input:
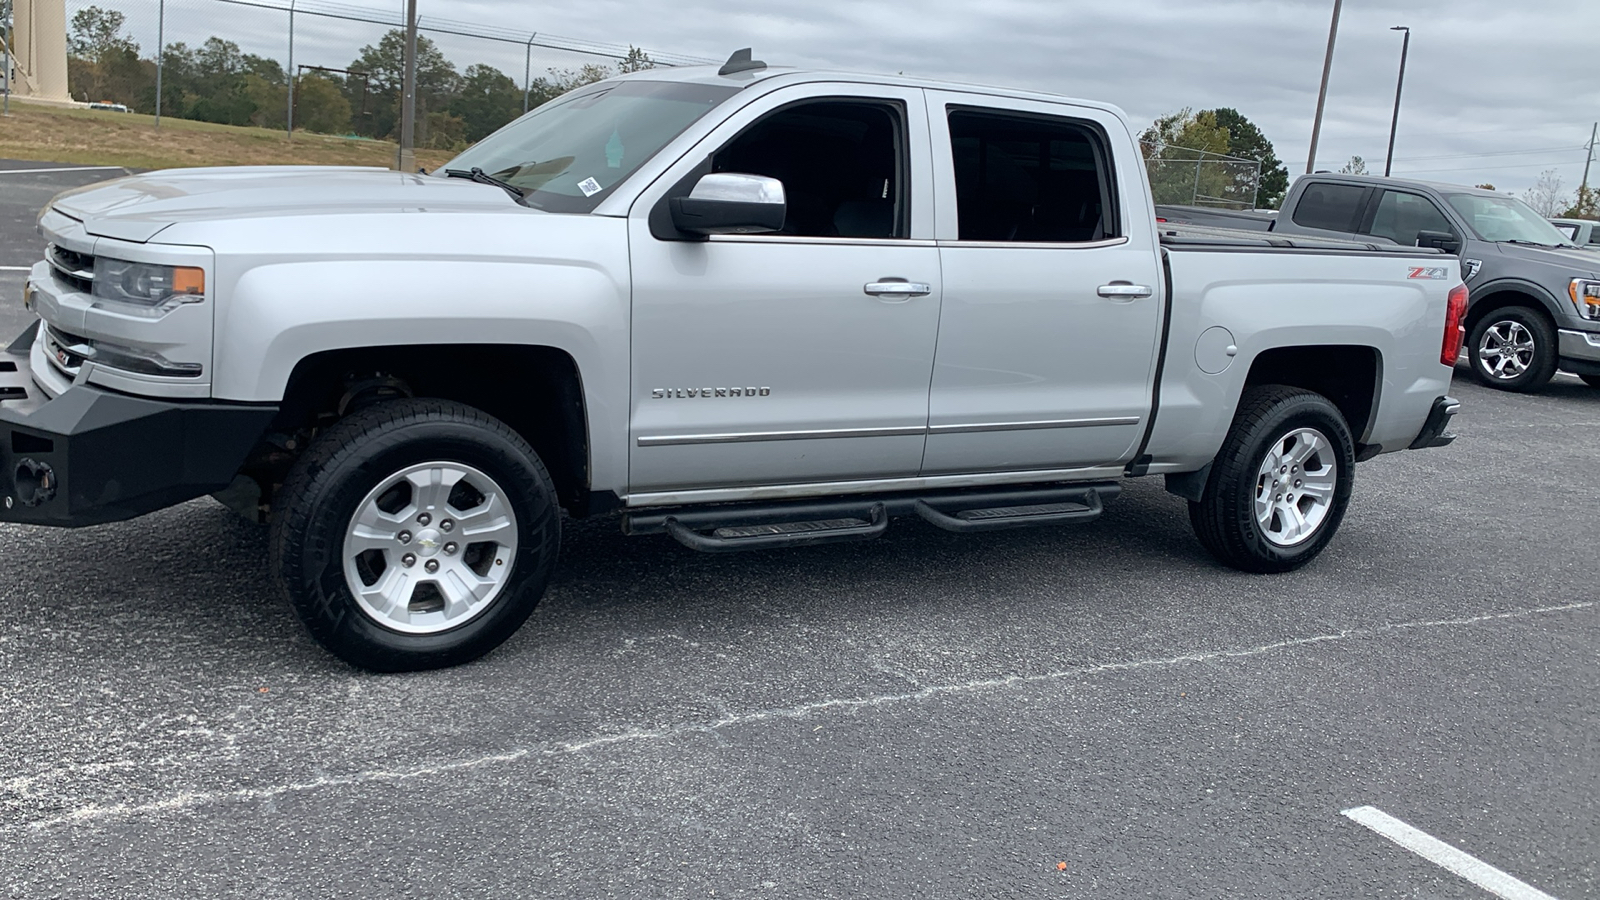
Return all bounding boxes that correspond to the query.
[93,0,1599,201]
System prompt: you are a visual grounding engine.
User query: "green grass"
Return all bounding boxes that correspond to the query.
[0,101,457,171]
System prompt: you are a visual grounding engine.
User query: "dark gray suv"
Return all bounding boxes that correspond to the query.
[1267,175,1600,392]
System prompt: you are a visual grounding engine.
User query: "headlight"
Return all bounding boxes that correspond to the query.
[91,258,205,315]
[1571,279,1600,321]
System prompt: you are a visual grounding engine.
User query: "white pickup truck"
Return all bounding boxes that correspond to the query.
[7,53,1464,671]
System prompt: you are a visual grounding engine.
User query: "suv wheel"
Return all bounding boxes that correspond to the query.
[1467,306,1557,392]
[1188,386,1355,573]
[271,398,560,672]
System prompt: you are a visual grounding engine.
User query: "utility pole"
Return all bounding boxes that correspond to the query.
[154,0,164,129]
[1582,122,1597,195]
[398,0,418,172]
[1383,26,1410,177]
[286,0,295,138]
[1306,0,1342,174]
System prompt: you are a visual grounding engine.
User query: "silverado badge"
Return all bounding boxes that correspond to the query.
[652,386,771,399]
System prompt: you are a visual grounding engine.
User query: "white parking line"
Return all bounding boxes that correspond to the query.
[0,265,33,271]
[1342,806,1558,900]
[0,165,127,175]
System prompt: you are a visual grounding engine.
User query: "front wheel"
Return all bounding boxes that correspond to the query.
[1467,306,1557,392]
[270,398,561,672]
[1188,386,1355,573]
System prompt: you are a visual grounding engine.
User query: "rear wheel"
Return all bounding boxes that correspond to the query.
[1467,306,1557,392]
[271,398,560,672]
[1188,386,1355,573]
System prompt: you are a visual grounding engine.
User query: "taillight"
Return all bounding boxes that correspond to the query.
[1441,283,1468,365]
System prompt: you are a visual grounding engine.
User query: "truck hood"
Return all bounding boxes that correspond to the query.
[48,166,523,243]
[1492,241,1600,279]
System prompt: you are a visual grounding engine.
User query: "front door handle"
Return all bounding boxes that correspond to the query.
[1097,283,1154,299]
[865,279,932,298]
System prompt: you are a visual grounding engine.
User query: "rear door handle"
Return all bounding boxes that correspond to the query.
[1097,283,1154,299]
[865,279,932,298]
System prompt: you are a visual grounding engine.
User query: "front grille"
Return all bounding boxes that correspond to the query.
[47,244,94,294]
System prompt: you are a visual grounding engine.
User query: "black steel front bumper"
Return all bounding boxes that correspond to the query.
[1408,395,1460,450]
[0,322,278,527]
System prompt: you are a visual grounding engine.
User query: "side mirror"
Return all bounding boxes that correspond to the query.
[1416,230,1462,254]
[669,173,785,236]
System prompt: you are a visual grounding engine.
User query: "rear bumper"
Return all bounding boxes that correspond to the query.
[1408,395,1460,450]
[0,322,277,527]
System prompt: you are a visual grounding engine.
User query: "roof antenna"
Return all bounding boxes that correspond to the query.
[718,48,767,76]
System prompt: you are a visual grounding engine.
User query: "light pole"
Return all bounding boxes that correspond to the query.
[1383,26,1410,177]
[1306,0,1343,173]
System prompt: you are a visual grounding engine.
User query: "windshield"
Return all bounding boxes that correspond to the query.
[1443,192,1573,245]
[440,80,738,213]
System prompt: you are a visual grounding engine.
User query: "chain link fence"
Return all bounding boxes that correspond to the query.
[1145,148,1262,209]
[35,0,713,149]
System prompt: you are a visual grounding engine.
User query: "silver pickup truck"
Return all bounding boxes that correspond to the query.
[6,55,1464,670]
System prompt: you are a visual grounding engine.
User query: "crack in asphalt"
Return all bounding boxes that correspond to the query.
[14,599,1593,831]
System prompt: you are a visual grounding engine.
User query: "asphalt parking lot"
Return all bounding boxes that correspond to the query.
[1,162,1595,899]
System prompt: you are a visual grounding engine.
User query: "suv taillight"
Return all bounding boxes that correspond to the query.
[1441,284,1468,366]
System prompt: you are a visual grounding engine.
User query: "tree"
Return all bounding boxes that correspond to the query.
[1561,185,1598,220]
[1139,108,1238,207]
[65,6,149,107]
[1204,108,1289,209]
[449,64,523,142]
[68,6,135,59]
[293,74,351,134]
[1522,169,1571,218]
[349,30,458,139]
[1523,169,1569,217]
[1339,156,1368,175]
[617,46,655,73]
[243,72,286,129]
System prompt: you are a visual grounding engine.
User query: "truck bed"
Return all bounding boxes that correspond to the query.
[1157,221,1436,255]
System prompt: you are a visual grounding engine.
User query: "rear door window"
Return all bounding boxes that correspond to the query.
[1291,182,1370,232]
[946,108,1117,242]
[1367,190,1456,246]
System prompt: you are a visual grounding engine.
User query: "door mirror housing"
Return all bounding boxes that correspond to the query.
[1416,230,1462,254]
[669,173,786,236]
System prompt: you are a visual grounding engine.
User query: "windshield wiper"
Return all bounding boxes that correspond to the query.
[444,167,525,202]
[1500,239,1561,249]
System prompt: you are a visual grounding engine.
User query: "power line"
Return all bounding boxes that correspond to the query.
[1391,145,1585,163]
[214,0,719,66]
[1396,159,1579,175]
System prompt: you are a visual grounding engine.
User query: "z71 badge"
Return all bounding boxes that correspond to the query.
[1407,267,1450,280]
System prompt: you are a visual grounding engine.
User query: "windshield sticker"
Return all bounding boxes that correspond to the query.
[577,177,603,197]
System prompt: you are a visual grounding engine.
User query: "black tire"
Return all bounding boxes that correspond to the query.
[1188,386,1355,574]
[1466,306,1557,392]
[270,398,560,672]
[1580,375,1600,388]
